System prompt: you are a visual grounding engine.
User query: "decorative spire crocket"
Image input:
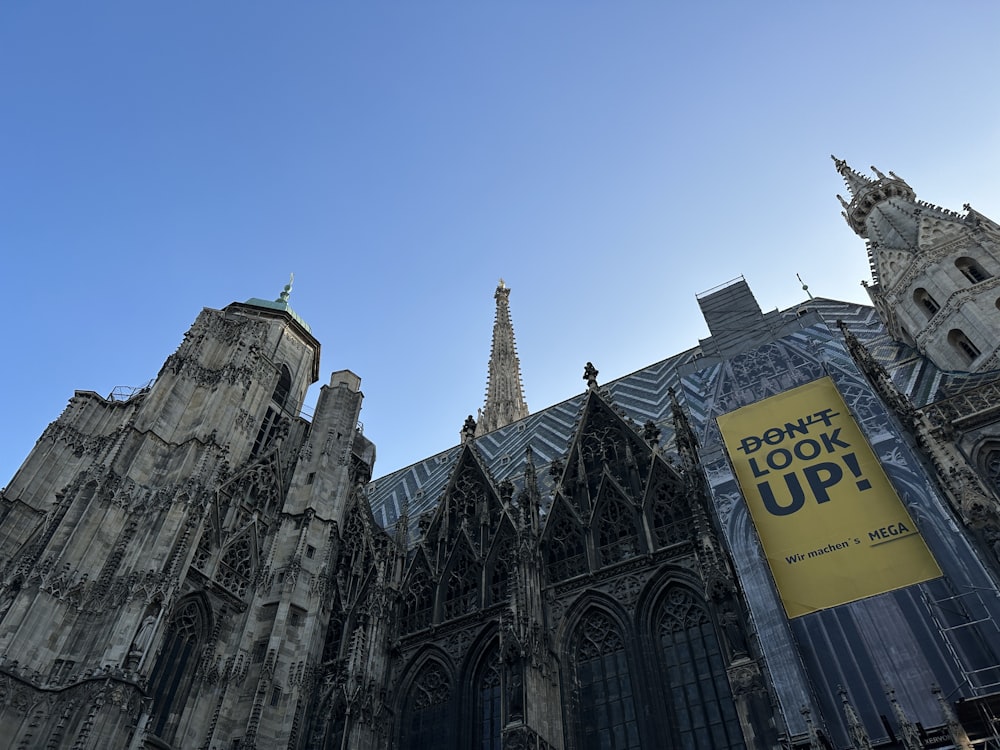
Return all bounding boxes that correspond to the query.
[476,279,529,436]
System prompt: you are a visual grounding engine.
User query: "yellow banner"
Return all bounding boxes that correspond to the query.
[717,377,941,618]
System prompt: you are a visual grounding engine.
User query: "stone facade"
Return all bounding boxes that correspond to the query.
[2,162,1000,748]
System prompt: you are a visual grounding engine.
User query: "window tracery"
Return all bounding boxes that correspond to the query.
[218,536,253,596]
[488,533,516,605]
[656,587,742,749]
[649,479,693,549]
[401,662,453,750]
[571,610,640,750]
[402,568,434,633]
[446,468,492,545]
[544,504,588,581]
[596,493,640,566]
[150,598,208,741]
[581,420,627,493]
[476,647,502,750]
[443,553,480,619]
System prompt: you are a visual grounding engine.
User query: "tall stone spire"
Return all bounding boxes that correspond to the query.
[476,279,529,436]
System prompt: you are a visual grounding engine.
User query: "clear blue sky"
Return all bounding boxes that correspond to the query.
[3,3,1000,486]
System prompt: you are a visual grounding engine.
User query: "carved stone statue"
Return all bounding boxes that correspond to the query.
[461,415,477,443]
[125,612,158,670]
[507,661,524,723]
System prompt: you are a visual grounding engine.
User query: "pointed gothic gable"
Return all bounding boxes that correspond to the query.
[868,197,921,252]
[422,443,504,563]
[338,488,387,607]
[558,389,654,512]
[220,447,284,516]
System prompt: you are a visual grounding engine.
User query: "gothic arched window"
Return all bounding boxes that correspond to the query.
[400,661,453,750]
[475,645,502,750]
[957,256,992,284]
[570,610,641,750]
[149,597,209,741]
[655,587,742,749]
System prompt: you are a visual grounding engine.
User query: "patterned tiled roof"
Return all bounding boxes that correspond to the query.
[366,296,979,531]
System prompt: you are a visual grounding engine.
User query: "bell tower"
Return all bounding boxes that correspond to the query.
[834,156,1000,372]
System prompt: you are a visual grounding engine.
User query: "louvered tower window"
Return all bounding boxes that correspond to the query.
[948,329,982,364]
[957,257,992,284]
[913,287,940,318]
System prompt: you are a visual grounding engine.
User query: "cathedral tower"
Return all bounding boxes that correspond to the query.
[834,156,1000,372]
[0,280,374,749]
[475,279,529,436]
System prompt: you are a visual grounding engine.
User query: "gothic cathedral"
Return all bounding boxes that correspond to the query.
[3,159,1000,748]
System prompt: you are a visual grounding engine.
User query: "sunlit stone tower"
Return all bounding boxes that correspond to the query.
[0,281,375,748]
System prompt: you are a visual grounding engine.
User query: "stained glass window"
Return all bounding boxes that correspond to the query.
[571,611,641,750]
[476,648,502,750]
[401,662,453,749]
[656,588,742,749]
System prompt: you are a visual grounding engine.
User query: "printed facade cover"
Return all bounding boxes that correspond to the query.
[717,376,941,618]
